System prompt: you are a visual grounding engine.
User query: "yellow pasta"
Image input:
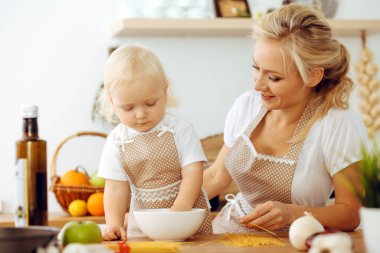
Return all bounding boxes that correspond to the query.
[220,233,285,247]
[104,234,285,252]
[104,241,181,253]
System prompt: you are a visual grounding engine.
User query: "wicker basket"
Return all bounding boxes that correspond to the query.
[49,131,107,213]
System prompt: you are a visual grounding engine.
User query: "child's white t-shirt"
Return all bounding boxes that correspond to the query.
[98,114,207,181]
[224,90,368,207]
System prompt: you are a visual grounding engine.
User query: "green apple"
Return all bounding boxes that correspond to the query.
[62,221,102,246]
[90,171,106,187]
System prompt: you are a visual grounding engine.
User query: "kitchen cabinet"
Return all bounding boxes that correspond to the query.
[112,18,380,37]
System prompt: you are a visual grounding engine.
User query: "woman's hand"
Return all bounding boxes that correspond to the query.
[103,225,127,241]
[240,201,290,231]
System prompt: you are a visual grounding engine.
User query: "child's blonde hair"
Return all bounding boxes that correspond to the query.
[97,45,174,124]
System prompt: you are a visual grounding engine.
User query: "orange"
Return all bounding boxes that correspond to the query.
[60,167,90,186]
[87,192,104,216]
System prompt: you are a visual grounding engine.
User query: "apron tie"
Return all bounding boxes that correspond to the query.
[157,126,175,137]
[225,193,246,221]
[116,125,174,150]
[116,138,134,151]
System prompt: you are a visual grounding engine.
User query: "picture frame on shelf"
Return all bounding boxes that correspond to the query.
[213,0,251,18]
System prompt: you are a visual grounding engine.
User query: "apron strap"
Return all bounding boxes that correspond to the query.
[287,97,322,161]
[244,105,268,136]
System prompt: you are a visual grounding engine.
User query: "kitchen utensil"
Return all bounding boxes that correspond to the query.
[0,226,59,253]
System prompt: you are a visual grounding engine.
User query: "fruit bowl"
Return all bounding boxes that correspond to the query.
[134,208,206,241]
[0,226,59,253]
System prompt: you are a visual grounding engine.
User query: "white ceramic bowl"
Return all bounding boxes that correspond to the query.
[134,208,206,241]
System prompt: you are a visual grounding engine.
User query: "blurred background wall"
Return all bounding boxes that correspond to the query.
[0,0,379,213]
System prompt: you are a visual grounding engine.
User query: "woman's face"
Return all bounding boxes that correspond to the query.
[252,38,313,110]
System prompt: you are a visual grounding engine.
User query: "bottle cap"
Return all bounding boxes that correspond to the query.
[21,105,38,118]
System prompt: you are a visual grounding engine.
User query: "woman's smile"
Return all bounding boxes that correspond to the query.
[261,93,275,101]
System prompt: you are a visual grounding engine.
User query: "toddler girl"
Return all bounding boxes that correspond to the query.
[97,45,213,240]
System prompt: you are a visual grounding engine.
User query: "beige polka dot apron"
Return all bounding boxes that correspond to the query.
[118,126,213,237]
[213,99,321,233]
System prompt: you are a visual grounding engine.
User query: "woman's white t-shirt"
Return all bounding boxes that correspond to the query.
[224,91,368,207]
[98,114,207,181]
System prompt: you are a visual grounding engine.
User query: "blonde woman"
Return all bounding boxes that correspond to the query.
[97,45,212,240]
[204,4,368,233]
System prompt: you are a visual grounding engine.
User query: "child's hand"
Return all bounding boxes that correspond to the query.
[103,225,127,241]
[170,204,192,212]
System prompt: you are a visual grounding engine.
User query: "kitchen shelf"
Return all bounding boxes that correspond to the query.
[0,212,105,228]
[112,18,380,37]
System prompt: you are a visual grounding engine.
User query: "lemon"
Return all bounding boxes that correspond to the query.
[68,199,88,217]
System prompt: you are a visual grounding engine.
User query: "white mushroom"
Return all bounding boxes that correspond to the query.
[308,232,353,253]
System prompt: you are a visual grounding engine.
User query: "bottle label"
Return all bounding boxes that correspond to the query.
[15,158,28,227]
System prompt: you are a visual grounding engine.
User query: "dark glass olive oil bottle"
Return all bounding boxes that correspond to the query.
[15,105,47,226]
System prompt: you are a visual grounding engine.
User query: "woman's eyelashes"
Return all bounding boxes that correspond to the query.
[269,76,281,82]
[252,64,281,82]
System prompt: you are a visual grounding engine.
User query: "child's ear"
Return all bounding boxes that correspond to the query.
[307,67,324,87]
[164,84,168,94]
[108,93,116,112]
[108,93,113,105]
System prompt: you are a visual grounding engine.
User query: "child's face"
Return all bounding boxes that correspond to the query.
[111,78,167,132]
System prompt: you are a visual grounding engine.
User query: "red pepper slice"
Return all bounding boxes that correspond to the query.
[118,241,131,253]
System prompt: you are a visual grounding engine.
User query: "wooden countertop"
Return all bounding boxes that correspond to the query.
[0,212,105,228]
[105,231,366,253]
[1,213,366,252]
[0,212,220,228]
